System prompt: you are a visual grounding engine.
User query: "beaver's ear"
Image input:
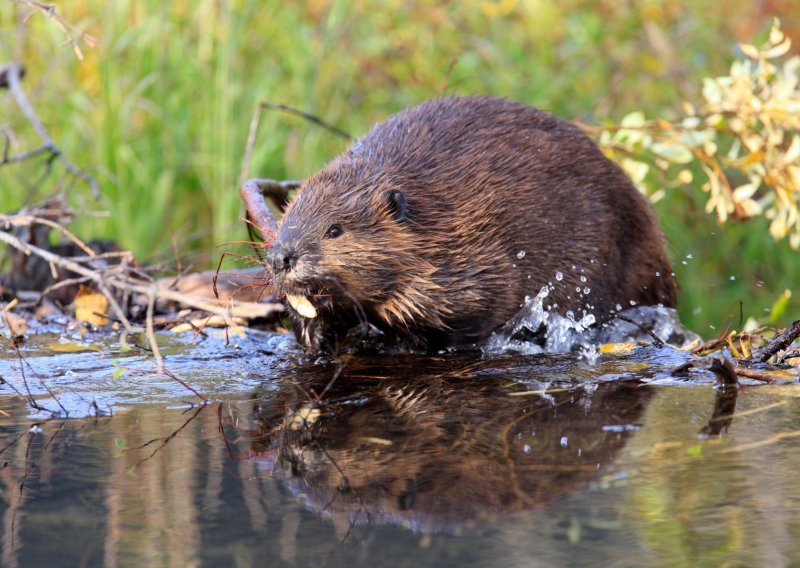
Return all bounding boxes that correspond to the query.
[383,189,408,222]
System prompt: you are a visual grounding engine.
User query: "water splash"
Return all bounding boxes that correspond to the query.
[484,284,700,357]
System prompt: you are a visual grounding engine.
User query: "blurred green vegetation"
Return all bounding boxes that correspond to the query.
[1,0,799,333]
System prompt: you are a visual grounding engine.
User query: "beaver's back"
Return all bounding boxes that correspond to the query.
[343,96,675,343]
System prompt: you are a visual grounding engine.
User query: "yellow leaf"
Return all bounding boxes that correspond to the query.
[740,198,762,217]
[769,20,785,45]
[597,342,639,355]
[762,38,792,59]
[733,183,758,202]
[739,43,761,59]
[74,286,110,326]
[48,341,95,353]
[783,136,800,165]
[359,437,393,446]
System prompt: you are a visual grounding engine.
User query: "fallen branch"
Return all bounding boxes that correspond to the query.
[757,320,800,363]
[0,229,281,331]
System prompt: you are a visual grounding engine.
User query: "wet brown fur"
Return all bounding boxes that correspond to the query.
[269,96,676,350]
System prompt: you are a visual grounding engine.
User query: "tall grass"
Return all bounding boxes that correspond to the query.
[1,0,798,331]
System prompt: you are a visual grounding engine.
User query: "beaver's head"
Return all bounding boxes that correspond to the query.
[266,161,448,350]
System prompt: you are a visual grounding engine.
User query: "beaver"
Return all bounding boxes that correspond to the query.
[245,96,676,351]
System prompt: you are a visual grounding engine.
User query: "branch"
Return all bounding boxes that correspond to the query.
[14,0,98,61]
[0,229,280,325]
[757,320,800,363]
[0,62,99,197]
[257,102,352,141]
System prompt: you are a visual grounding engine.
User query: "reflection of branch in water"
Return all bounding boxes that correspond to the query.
[699,388,739,437]
[217,403,265,462]
[123,404,207,467]
[0,425,38,458]
[313,362,346,402]
[2,328,66,415]
[719,430,800,454]
[6,429,36,556]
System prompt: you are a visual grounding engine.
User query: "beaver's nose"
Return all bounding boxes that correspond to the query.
[267,243,297,273]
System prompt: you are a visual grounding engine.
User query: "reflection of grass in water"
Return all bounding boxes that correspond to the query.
[627,387,800,567]
[1,0,798,331]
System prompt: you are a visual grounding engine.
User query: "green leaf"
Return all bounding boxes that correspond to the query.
[687,444,703,457]
[651,142,693,164]
[769,289,792,325]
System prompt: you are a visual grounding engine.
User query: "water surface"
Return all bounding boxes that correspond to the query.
[1,330,799,567]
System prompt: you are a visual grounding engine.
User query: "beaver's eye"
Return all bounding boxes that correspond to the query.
[326,224,343,238]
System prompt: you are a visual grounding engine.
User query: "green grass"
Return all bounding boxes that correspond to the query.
[1,0,798,332]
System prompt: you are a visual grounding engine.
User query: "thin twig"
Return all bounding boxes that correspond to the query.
[124,404,207,466]
[145,289,164,375]
[315,362,346,401]
[0,229,278,324]
[614,314,665,346]
[0,62,99,196]
[14,1,97,60]
[259,102,351,141]
[0,212,96,257]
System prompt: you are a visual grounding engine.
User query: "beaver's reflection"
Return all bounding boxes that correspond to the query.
[249,355,653,533]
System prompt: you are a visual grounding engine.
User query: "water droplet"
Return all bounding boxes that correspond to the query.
[576,286,581,292]
[681,261,687,265]
[583,287,590,295]
[756,280,764,287]
[629,300,637,306]
[523,444,531,454]
[686,253,694,259]
[555,272,563,281]
[517,250,526,259]
[655,271,660,277]
[729,275,736,281]
[512,263,517,268]
[615,304,622,311]
[580,275,587,283]
[560,436,568,448]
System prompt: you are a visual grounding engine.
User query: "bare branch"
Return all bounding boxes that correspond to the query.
[14,0,98,61]
[258,102,351,141]
[0,62,99,197]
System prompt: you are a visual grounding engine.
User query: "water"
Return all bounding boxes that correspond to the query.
[1,329,800,566]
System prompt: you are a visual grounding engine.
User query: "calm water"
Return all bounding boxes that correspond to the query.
[1,330,800,567]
